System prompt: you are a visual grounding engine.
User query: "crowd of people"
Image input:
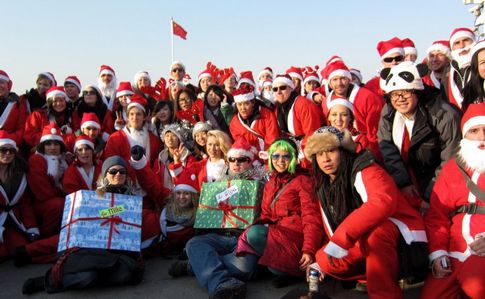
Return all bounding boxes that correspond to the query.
[0,26,484,299]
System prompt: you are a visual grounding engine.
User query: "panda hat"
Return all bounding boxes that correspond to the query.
[380,61,428,94]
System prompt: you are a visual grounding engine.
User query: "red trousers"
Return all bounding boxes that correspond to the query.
[420,255,485,299]
[316,220,402,299]
[25,235,59,263]
[0,224,30,262]
[142,209,161,242]
[34,197,65,237]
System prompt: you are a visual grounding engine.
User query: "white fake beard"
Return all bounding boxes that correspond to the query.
[45,154,67,185]
[97,77,117,99]
[451,44,474,69]
[458,138,485,174]
[261,90,274,103]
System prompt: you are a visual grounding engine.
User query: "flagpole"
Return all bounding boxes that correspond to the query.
[170,17,174,62]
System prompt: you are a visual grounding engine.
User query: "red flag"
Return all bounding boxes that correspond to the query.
[172,20,187,40]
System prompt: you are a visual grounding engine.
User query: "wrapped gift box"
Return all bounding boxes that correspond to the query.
[58,190,142,252]
[194,180,263,229]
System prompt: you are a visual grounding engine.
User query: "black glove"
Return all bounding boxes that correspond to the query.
[131,145,145,161]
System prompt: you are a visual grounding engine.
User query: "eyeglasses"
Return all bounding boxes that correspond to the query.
[107,168,127,175]
[383,55,404,63]
[172,68,184,73]
[228,157,251,163]
[0,147,16,155]
[83,90,97,96]
[272,86,288,92]
[390,90,414,101]
[271,153,292,161]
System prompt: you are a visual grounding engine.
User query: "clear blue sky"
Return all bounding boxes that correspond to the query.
[0,0,476,94]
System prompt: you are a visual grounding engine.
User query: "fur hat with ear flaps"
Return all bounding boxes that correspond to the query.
[304,126,356,160]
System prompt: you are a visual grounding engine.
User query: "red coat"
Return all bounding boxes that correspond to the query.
[72,110,115,134]
[0,95,28,146]
[27,154,65,202]
[364,76,385,98]
[169,158,211,191]
[62,163,102,195]
[422,72,441,89]
[425,158,485,262]
[24,110,75,148]
[257,171,323,276]
[229,105,279,152]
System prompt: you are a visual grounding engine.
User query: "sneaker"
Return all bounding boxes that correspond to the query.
[210,281,247,299]
[168,261,188,278]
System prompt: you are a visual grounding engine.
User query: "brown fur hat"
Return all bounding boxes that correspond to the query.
[304,126,356,160]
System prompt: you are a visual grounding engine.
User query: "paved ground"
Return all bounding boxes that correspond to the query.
[0,257,422,298]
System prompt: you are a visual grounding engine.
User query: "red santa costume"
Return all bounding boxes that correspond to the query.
[71,85,114,134]
[97,65,117,110]
[421,103,485,299]
[27,123,68,237]
[322,61,383,159]
[304,127,426,299]
[422,40,451,89]
[229,85,279,153]
[0,70,28,146]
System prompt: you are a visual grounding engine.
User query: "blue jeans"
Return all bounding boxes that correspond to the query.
[185,233,259,295]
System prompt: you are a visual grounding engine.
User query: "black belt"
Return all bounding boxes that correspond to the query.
[455,203,485,215]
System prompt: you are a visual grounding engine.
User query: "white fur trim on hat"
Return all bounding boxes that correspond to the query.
[65,78,81,91]
[303,75,320,85]
[99,69,115,77]
[288,72,303,82]
[328,69,352,81]
[471,40,485,60]
[47,89,70,103]
[116,90,134,98]
[450,29,476,48]
[0,74,10,82]
[127,102,146,113]
[234,92,255,103]
[327,98,354,114]
[381,47,405,60]
[227,148,255,160]
[463,116,485,136]
[258,69,273,79]
[404,47,417,56]
[0,138,17,150]
[427,43,451,58]
[198,72,212,82]
[238,78,256,89]
[41,72,56,85]
[74,139,95,152]
[174,184,197,193]
[81,121,101,130]
[40,134,64,144]
[170,61,185,71]
[349,69,363,82]
[272,76,295,90]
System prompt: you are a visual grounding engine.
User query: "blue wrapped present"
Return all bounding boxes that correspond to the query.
[58,190,142,252]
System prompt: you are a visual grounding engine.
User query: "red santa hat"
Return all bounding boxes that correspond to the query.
[449,27,476,48]
[427,40,451,58]
[471,40,485,59]
[461,103,485,136]
[272,74,295,90]
[285,66,303,82]
[116,81,134,98]
[127,94,147,114]
[183,73,192,84]
[0,130,17,150]
[377,37,404,60]
[326,61,352,82]
[262,79,272,88]
[349,68,363,83]
[227,137,257,160]
[238,71,256,88]
[174,170,198,193]
[232,84,255,103]
[327,98,355,115]
[80,112,101,131]
[99,65,116,77]
[40,72,57,86]
[64,76,81,92]
[325,55,343,66]
[46,86,70,103]
[40,123,64,144]
[303,66,320,85]
[258,67,273,79]
[0,70,12,92]
[133,71,151,85]
[73,135,95,152]
[198,69,212,82]
[402,38,417,56]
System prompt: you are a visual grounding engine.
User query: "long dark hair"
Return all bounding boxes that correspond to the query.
[204,85,225,107]
[77,90,108,123]
[311,148,360,227]
[3,155,28,182]
[463,49,485,112]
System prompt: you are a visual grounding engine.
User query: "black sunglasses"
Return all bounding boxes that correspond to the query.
[383,55,404,63]
[107,168,127,175]
[171,68,184,73]
[272,86,288,92]
[228,157,250,163]
[83,90,98,96]
[0,147,16,155]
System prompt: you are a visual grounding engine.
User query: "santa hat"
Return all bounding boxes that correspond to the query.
[326,61,352,82]
[325,55,343,66]
[272,74,295,90]
[349,68,363,83]
[304,126,356,159]
[183,73,192,85]
[402,38,417,56]
[327,98,355,115]
[192,121,212,139]
[116,81,134,98]
[227,137,257,160]
[73,135,95,152]
[99,65,115,77]
[449,27,476,48]
[286,66,303,82]
[127,94,147,113]
[0,130,17,150]
[471,40,485,59]
[0,70,12,92]
[40,72,57,86]
[461,103,485,136]
[380,61,427,94]
[64,76,81,92]
[238,71,256,89]
[427,40,451,58]
[198,69,212,82]
[133,71,151,86]
[173,170,198,193]
[262,79,272,88]
[232,84,255,103]
[170,61,185,72]
[377,37,404,60]
[46,86,70,103]
[40,123,64,144]
[80,112,101,131]
[303,66,320,85]
[258,67,273,79]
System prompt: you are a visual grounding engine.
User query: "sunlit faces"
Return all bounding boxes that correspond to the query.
[171,65,185,81]
[0,146,16,164]
[478,50,485,80]
[156,105,172,123]
[223,76,237,92]
[206,90,222,108]
[236,100,255,120]
[382,53,404,68]
[127,107,145,130]
[259,73,272,82]
[64,83,79,99]
[465,124,485,143]
[194,131,208,147]
[44,140,62,156]
[452,37,474,52]
[404,53,417,62]
[206,135,222,160]
[304,80,319,93]
[178,92,193,111]
[105,166,127,186]
[428,51,450,72]
[118,95,131,107]
[100,73,113,84]
[271,149,291,173]
[51,96,67,113]
[328,105,352,131]
[83,88,98,106]
[228,155,251,174]
[199,77,212,92]
[175,190,194,209]
[273,85,292,104]
[0,80,9,98]
[316,148,341,181]
[389,89,418,118]
[75,144,93,164]
[36,78,52,94]
[82,126,100,139]
[329,76,350,97]
[137,77,150,89]
[164,131,180,149]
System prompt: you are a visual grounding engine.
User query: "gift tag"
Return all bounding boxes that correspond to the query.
[216,185,239,203]
[99,205,125,218]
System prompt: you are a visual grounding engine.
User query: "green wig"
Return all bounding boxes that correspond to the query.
[268,139,298,174]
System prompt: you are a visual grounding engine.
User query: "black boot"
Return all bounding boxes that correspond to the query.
[22,276,45,294]
[12,246,32,267]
